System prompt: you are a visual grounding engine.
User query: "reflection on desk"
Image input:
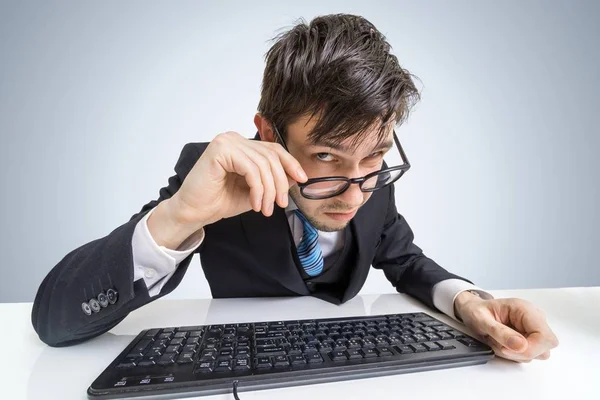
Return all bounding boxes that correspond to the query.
[5,288,598,399]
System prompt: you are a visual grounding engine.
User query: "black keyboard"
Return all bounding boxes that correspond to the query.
[88,312,494,399]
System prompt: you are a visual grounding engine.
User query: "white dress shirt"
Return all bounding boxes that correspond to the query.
[132,200,493,321]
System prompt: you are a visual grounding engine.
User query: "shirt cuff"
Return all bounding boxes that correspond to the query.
[431,278,494,322]
[132,206,205,297]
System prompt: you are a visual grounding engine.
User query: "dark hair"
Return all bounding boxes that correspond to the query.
[258,13,420,149]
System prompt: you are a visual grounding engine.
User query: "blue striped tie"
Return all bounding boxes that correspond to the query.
[294,210,324,277]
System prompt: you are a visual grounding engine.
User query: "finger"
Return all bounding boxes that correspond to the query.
[225,149,264,212]
[520,332,555,360]
[241,144,277,216]
[535,350,551,360]
[481,318,528,354]
[253,140,308,184]
[247,142,291,209]
[521,309,560,349]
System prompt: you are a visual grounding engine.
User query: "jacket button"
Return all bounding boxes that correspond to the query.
[89,298,101,313]
[106,288,118,305]
[144,268,156,279]
[97,292,109,308]
[81,302,92,316]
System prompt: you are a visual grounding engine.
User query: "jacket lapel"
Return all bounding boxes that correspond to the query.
[238,205,310,296]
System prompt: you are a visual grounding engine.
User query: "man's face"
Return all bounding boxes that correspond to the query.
[284,114,394,232]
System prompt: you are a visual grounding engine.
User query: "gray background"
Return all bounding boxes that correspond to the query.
[1,0,598,303]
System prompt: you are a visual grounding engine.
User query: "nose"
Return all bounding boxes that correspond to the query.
[337,172,367,208]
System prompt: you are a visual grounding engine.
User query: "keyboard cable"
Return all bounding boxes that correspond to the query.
[232,380,241,400]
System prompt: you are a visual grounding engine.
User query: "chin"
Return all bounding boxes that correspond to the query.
[312,218,350,233]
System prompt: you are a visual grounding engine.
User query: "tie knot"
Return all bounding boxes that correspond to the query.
[294,209,316,232]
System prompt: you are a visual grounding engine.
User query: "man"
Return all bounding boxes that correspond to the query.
[32,14,558,363]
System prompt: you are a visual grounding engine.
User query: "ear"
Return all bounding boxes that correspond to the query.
[254,113,276,143]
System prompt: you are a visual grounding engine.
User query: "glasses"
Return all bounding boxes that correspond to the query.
[272,124,411,200]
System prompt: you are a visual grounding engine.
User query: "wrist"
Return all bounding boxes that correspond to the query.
[147,197,206,250]
[454,290,484,322]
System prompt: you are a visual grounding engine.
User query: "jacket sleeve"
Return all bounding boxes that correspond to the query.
[371,185,473,310]
[31,143,205,347]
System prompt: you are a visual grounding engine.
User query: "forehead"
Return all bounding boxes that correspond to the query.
[288,114,393,155]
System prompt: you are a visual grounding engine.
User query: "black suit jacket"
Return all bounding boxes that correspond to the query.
[31,134,472,347]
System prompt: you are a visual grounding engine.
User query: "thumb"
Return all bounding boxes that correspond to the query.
[481,317,528,353]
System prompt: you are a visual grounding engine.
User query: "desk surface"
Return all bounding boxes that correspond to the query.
[2,287,598,400]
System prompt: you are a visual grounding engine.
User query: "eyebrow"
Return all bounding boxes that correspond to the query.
[310,139,394,154]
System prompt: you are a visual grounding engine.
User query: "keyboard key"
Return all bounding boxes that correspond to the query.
[116,361,136,369]
[144,329,160,338]
[255,357,272,368]
[165,345,180,354]
[394,345,414,354]
[458,338,482,347]
[436,340,456,350]
[174,332,188,339]
[170,338,184,346]
[377,346,393,356]
[196,361,214,373]
[256,346,287,357]
[330,350,347,361]
[177,352,194,364]
[183,344,197,353]
[409,344,427,353]
[134,339,152,353]
[234,358,250,371]
[360,348,378,358]
[423,342,440,351]
[200,349,217,361]
[273,355,290,367]
[218,349,234,359]
[214,360,232,372]
[424,333,441,341]
[306,353,323,363]
[290,354,306,365]
[177,326,204,332]
[157,353,176,365]
[437,332,453,340]
[346,349,363,360]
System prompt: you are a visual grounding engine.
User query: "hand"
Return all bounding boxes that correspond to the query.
[172,131,307,227]
[454,293,559,363]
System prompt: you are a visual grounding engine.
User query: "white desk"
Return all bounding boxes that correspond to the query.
[2,287,598,399]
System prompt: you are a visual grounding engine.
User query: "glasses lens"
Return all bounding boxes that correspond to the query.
[362,169,405,191]
[302,180,349,199]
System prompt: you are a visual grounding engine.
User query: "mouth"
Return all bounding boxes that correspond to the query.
[323,209,357,222]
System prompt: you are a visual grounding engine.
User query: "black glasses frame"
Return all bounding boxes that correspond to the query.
[272,124,411,200]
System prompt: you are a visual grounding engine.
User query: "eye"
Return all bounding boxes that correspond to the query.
[315,152,335,162]
[367,151,384,159]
